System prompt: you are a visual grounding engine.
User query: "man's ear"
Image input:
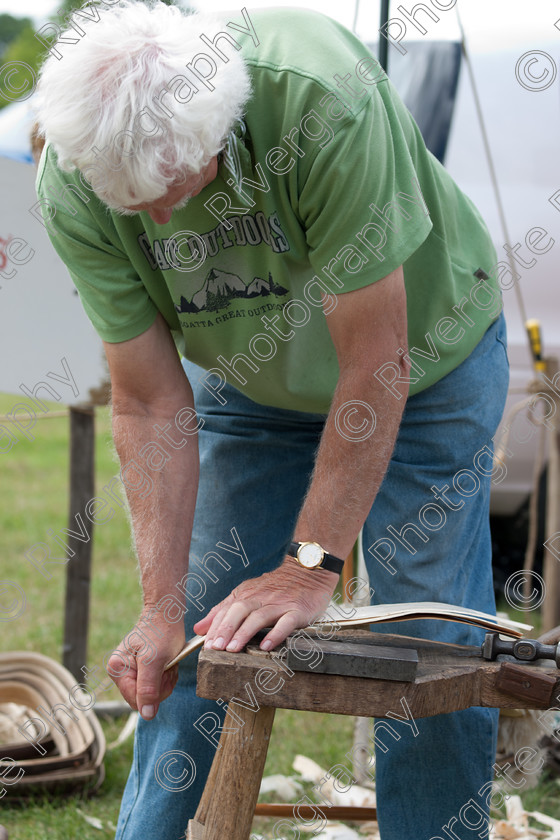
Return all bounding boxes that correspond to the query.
[30,122,46,168]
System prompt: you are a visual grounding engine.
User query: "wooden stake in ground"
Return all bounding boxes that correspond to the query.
[62,405,95,681]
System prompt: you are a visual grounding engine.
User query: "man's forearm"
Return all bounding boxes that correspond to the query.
[112,407,199,606]
[291,365,408,561]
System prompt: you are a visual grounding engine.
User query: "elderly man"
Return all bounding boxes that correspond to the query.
[35,2,509,838]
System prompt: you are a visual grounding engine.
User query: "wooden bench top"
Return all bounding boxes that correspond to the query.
[196,629,560,718]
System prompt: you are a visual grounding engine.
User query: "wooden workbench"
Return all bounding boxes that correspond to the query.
[187,629,560,840]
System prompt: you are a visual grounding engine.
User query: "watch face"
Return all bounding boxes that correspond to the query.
[298,542,324,569]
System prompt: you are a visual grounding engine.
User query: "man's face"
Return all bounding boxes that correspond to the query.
[124,155,219,224]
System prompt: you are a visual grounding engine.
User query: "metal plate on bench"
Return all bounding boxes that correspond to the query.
[285,638,418,682]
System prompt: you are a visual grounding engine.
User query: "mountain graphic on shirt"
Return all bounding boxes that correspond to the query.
[246,276,270,297]
[175,269,288,314]
[192,268,246,310]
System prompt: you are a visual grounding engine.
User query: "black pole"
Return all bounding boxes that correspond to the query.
[379,0,390,74]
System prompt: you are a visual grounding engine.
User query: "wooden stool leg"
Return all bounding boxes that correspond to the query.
[187,704,276,840]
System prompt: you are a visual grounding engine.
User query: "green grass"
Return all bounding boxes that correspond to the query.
[0,395,139,677]
[1,393,558,837]
[0,711,353,839]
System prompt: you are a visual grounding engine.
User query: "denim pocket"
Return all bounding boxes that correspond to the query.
[494,311,510,368]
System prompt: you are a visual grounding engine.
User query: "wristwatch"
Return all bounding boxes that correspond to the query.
[287,541,345,575]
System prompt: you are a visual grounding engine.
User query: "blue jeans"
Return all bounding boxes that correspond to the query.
[116,313,509,840]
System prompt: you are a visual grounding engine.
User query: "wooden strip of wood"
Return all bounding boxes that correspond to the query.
[185,820,205,840]
[165,634,204,670]
[254,803,377,821]
[340,549,354,598]
[165,602,530,670]
[63,406,95,681]
[322,603,530,635]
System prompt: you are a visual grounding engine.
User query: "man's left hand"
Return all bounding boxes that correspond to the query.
[193,560,338,652]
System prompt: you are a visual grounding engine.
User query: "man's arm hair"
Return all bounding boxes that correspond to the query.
[103,312,200,604]
[289,266,409,561]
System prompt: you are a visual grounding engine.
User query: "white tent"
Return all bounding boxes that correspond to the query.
[0,102,107,405]
[0,100,34,163]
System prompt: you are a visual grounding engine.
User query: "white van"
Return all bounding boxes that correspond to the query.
[380,35,560,585]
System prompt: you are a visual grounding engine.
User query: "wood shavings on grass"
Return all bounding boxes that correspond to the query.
[259,774,304,801]
[527,811,560,839]
[106,711,138,751]
[0,702,42,744]
[490,796,559,839]
[293,755,376,808]
[75,810,117,833]
[312,825,362,840]
[357,822,381,840]
[283,761,560,840]
[76,809,104,830]
[292,754,326,783]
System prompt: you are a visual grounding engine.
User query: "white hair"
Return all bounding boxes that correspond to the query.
[34,1,252,210]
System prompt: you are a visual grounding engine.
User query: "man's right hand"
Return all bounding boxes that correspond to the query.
[107,607,186,720]
[101,314,199,722]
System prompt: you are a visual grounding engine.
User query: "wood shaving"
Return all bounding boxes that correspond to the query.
[106,712,138,751]
[489,796,559,839]
[292,755,375,808]
[259,774,303,801]
[0,702,40,745]
[76,809,104,830]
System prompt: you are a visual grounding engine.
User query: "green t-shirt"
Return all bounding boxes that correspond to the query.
[36,7,501,414]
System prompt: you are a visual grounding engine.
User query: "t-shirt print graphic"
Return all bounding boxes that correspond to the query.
[175,268,288,314]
